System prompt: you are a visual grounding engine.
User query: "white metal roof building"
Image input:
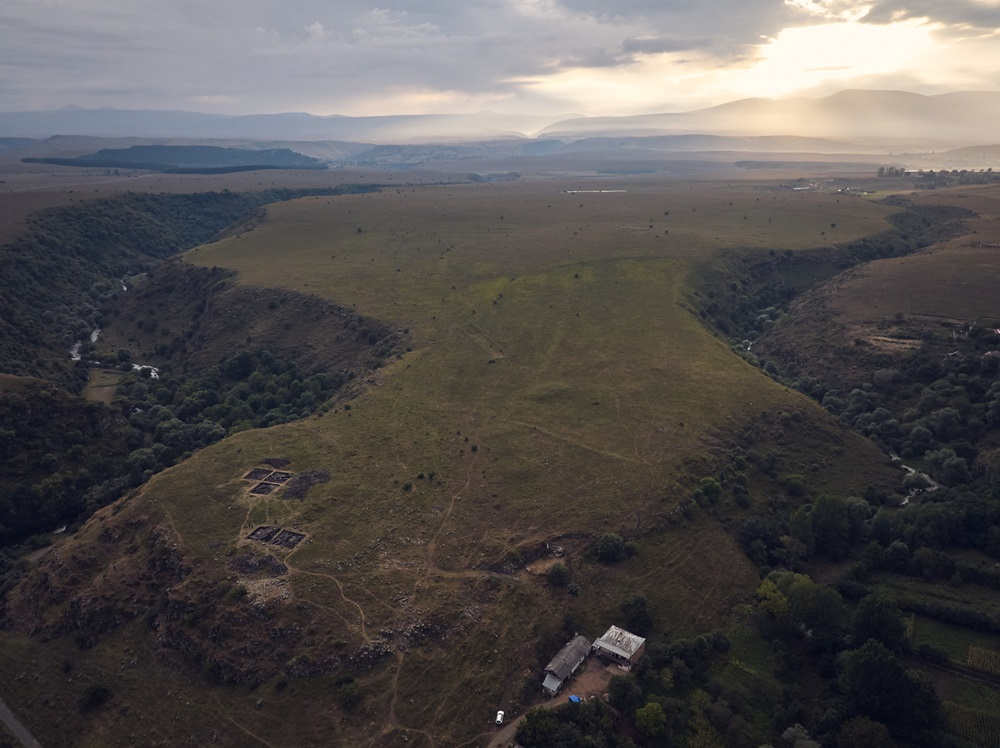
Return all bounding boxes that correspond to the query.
[592,625,646,666]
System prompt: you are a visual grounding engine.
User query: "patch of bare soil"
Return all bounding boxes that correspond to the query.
[524,557,562,575]
[282,470,330,500]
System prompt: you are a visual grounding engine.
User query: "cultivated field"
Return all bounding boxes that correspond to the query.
[0,178,902,746]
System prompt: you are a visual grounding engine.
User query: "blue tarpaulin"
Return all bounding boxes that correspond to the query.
[568,695,581,703]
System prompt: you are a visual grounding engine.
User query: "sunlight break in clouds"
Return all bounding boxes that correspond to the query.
[737,18,941,96]
[517,16,955,114]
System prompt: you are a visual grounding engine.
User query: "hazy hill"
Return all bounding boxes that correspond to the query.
[0,108,561,143]
[23,144,325,172]
[0,137,35,151]
[543,90,1000,146]
[4,92,1000,148]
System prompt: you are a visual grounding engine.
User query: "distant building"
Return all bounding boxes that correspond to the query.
[541,634,591,695]
[592,625,646,667]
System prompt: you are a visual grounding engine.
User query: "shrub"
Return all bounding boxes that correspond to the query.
[594,533,626,563]
[698,477,722,502]
[547,562,570,587]
[621,595,653,635]
[780,473,807,497]
[78,685,112,713]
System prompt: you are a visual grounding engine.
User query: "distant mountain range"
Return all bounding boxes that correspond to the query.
[542,90,1000,145]
[2,91,1000,147]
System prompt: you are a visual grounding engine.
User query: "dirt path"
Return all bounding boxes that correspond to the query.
[0,695,42,748]
[487,659,615,748]
[506,419,647,465]
[285,562,373,643]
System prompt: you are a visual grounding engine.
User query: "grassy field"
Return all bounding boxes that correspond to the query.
[0,177,903,746]
[81,368,122,404]
[874,574,1000,620]
[910,614,1000,665]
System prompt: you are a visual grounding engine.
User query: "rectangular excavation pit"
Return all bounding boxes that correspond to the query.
[243,468,273,481]
[249,482,277,495]
[271,529,306,549]
[248,526,279,542]
[264,471,294,484]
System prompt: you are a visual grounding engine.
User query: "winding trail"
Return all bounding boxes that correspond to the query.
[211,696,276,748]
[376,458,482,745]
[284,560,373,643]
[0,695,42,748]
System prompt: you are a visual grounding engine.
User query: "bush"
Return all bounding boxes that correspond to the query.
[547,562,570,587]
[337,678,361,710]
[780,473,807,497]
[594,533,627,563]
[621,594,653,635]
[78,684,112,713]
[698,477,722,502]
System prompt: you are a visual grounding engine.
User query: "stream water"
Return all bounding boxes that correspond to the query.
[69,326,159,378]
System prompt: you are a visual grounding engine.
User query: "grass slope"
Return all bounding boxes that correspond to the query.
[1,179,900,746]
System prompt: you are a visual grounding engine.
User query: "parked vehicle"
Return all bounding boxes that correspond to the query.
[495,710,504,725]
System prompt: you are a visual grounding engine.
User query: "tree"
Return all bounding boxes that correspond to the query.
[608,675,643,714]
[852,594,907,653]
[594,533,627,563]
[621,594,653,635]
[810,496,853,560]
[698,477,722,503]
[836,716,893,748]
[755,578,790,630]
[838,639,940,737]
[884,540,910,572]
[785,576,847,642]
[78,684,112,713]
[635,701,668,737]
[547,562,570,587]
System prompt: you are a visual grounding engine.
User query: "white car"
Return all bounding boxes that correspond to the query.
[495,710,505,726]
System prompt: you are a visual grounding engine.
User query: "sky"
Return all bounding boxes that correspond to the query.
[2,0,999,116]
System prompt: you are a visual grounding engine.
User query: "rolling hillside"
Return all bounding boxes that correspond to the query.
[0,180,908,746]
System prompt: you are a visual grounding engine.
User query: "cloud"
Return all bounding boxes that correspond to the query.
[0,0,998,116]
[304,20,326,41]
[621,36,711,54]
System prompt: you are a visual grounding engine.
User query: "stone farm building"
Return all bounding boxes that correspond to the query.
[542,634,591,695]
[592,625,646,667]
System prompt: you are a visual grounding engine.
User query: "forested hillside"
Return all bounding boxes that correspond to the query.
[0,186,379,389]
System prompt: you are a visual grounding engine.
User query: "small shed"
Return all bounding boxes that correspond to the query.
[592,625,646,667]
[542,634,591,695]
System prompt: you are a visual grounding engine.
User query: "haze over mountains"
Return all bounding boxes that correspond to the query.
[3,90,1000,149]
